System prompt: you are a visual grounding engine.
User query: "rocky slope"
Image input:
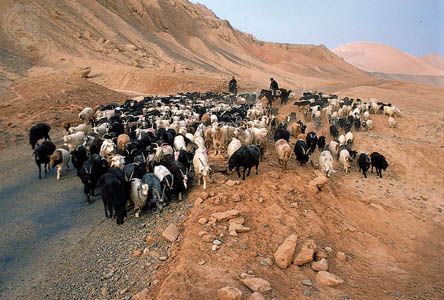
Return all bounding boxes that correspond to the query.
[0,0,371,98]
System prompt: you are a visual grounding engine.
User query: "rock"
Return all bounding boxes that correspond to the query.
[213,239,222,246]
[274,234,298,269]
[199,260,206,265]
[74,66,91,78]
[308,174,329,193]
[232,194,242,202]
[133,59,141,68]
[199,230,208,237]
[315,249,328,260]
[248,292,266,300]
[212,245,220,251]
[316,271,344,287]
[336,251,347,262]
[229,223,251,237]
[159,256,168,261]
[211,210,240,222]
[98,37,105,43]
[198,217,208,225]
[241,278,272,293]
[311,258,328,271]
[103,272,114,279]
[240,272,255,279]
[257,196,264,203]
[119,287,129,295]
[301,279,312,287]
[202,234,217,243]
[162,223,179,242]
[74,32,81,38]
[132,249,143,257]
[101,287,109,296]
[260,257,273,267]
[324,246,333,253]
[195,197,204,206]
[229,216,245,225]
[294,240,316,266]
[200,192,209,200]
[303,290,311,297]
[217,286,242,300]
[226,180,240,187]
[132,288,149,300]
[208,216,217,225]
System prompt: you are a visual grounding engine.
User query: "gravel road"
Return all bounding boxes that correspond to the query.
[0,136,190,299]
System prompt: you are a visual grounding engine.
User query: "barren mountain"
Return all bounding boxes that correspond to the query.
[420,53,444,70]
[333,42,444,76]
[0,0,371,99]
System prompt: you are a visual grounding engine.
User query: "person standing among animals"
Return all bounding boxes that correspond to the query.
[270,78,279,99]
[228,76,237,96]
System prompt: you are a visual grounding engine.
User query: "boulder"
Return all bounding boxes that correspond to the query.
[211,210,240,222]
[294,239,316,266]
[162,223,179,242]
[217,286,242,300]
[74,66,91,78]
[336,251,347,262]
[198,217,208,225]
[229,223,250,236]
[311,258,328,271]
[241,278,272,293]
[316,271,344,287]
[308,174,329,193]
[274,234,298,269]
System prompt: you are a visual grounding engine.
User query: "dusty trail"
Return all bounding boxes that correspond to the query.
[0,135,104,298]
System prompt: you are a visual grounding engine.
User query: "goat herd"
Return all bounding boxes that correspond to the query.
[30,91,399,224]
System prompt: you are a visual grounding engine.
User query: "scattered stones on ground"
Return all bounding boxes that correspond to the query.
[132,249,143,257]
[211,210,240,222]
[162,223,180,242]
[217,286,243,300]
[241,277,272,293]
[316,271,344,287]
[302,279,313,287]
[336,251,347,262]
[315,249,328,260]
[202,233,217,243]
[294,240,316,266]
[274,233,298,269]
[311,258,329,271]
[199,217,208,224]
[260,257,273,267]
[212,244,220,251]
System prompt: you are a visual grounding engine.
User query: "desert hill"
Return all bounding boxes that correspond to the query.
[0,0,372,99]
[333,42,444,76]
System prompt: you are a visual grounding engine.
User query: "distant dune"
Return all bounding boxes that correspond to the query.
[333,42,444,76]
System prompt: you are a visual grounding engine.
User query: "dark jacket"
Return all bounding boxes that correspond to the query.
[270,79,279,90]
[229,78,237,93]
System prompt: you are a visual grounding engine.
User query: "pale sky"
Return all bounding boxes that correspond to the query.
[192,0,444,57]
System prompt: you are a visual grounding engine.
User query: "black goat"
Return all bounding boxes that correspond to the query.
[29,123,51,149]
[33,141,56,179]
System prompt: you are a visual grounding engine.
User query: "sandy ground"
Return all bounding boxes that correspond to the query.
[0,77,443,300]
